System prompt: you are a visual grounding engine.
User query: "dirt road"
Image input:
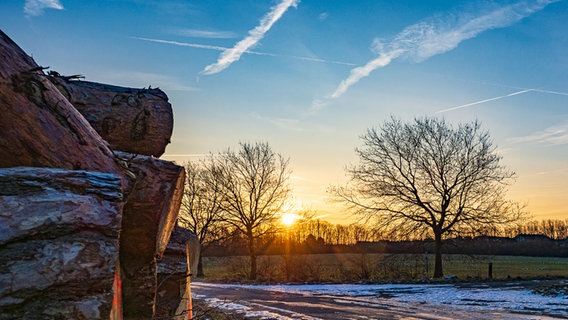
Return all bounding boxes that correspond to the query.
[192,281,568,319]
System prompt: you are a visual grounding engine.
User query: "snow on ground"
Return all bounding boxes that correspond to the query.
[194,281,568,319]
[193,294,322,320]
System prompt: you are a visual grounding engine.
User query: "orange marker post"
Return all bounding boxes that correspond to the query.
[186,243,193,320]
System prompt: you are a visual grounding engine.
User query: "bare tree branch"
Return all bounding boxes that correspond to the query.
[331,116,525,278]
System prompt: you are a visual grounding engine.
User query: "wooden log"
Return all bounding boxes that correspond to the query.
[116,152,185,319]
[156,226,200,319]
[49,76,173,157]
[0,29,186,319]
[0,30,132,190]
[0,167,123,319]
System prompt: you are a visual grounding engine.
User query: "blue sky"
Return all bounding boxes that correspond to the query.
[2,0,567,222]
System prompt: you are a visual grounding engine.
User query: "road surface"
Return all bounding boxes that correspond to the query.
[192,281,568,319]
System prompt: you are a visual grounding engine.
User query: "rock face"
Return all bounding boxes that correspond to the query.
[0,29,195,319]
[0,168,123,319]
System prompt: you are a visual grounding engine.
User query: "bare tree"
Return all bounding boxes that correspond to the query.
[178,159,225,277]
[214,142,291,280]
[332,117,525,278]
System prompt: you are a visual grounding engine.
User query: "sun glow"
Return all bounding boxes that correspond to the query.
[281,213,300,226]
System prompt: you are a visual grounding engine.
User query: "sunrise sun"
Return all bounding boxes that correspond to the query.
[281,213,299,226]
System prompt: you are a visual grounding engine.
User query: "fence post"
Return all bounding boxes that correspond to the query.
[488,262,493,280]
[186,243,193,320]
[424,251,429,280]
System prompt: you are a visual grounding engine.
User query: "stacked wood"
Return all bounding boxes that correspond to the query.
[156,226,200,319]
[0,168,123,319]
[0,29,189,320]
[49,76,173,157]
[0,30,132,191]
[116,152,186,318]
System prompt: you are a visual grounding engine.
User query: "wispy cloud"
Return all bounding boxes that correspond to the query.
[134,36,355,66]
[318,12,329,22]
[510,123,568,145]
[24,0,63,16]
[202,0,300,75]
[329,0,557,100]
[250,112,304,131]
[436,88,534,113]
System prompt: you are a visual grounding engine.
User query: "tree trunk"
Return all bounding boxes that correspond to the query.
[0,30,132,191]
[248,233,257,281]
[433,231,444,278]
[197,254,205,277]
[155,226,200,319]
[117,152,185,319]
[0,167,123,319]
[48,76,173,157]
[0,29,188,319]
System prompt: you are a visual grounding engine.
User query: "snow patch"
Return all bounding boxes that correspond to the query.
[194,282,568,318]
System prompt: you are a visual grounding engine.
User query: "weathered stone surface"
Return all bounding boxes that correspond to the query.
[49,76,174,157]
[116,152,185,319]
[0,167,123,320]
[155,226,200,319]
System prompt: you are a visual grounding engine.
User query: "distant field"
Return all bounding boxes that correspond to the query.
[200,254,568,282]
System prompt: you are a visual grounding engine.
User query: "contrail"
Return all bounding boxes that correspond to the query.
[330,0,558,100]
[331,51,403,98]
[202,0,300,75]
[134,37,227,51]
[533,89,568,97]
[435,89,534,113]
[133,37,356,66]
[435,85,568,113]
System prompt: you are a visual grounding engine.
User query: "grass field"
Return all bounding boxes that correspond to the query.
[200,254,568,283]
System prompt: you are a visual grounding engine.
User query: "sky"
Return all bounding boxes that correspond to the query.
[1,0,567,224]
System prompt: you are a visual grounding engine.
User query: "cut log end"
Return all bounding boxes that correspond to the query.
[49,76,174,157]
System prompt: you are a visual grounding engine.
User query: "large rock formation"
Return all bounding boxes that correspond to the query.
[0,29,196,319]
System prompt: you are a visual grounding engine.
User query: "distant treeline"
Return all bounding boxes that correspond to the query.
[204,218,568,257]
[205,234,568,257]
